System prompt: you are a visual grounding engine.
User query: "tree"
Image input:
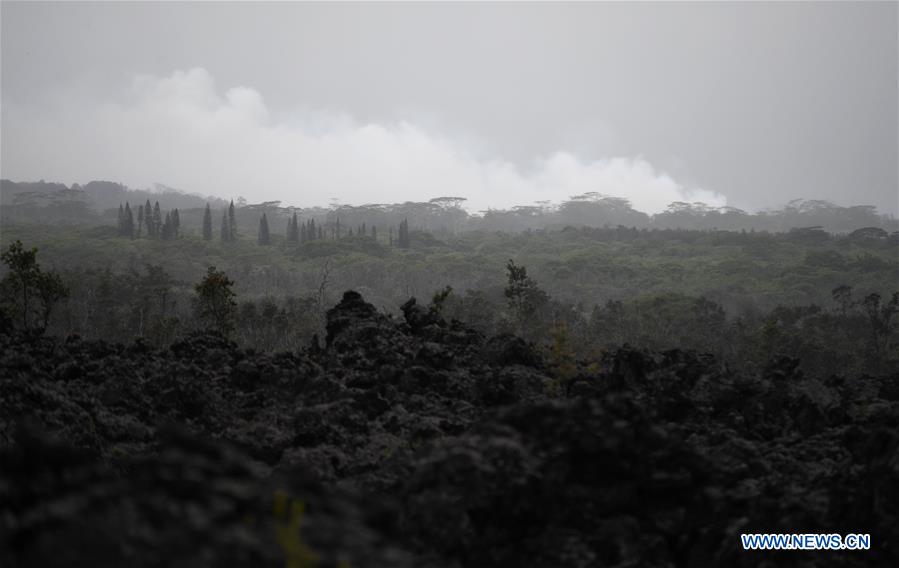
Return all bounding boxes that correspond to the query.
[144,199,153,236]
[171,208,180,238]
[398,219,410,248]
[202,203,213,241]
[429,285,453,316]
[34,271,68,331]
[258,213,271,245]
[161,212,173,240]
[194,266,237,335]
[116,202,136,238]
[832,285,853,316]
[228,200,237,242]
[287,212,299,243]
[504,259,548,331]
[862,292,899,358]
[152,201,162,239]
[137,204,144,238]
[221,210,231,242]
[0,240,69,332]
[123,202,135,239]
[314,258,333,330]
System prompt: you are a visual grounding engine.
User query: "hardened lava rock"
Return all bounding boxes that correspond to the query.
[1,291,896,567]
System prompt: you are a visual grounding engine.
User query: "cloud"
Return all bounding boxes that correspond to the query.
[1,68,725,214]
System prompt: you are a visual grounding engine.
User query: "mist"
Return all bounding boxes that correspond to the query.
[2,67,726,214]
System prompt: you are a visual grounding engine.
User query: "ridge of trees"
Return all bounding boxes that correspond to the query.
[107,197,899,253]
[4,179,897,235]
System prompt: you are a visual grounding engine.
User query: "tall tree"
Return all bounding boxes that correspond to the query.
[171,208,180,238]
[258,213,271,245]
[152,201,162,239]
[398,219,410,248]
[144,199,153,236]
[220,210,230,242]
[228,200,237,242]
[137,204,144,238]
[202,203,213,241]
[161,212,173,240]
[117,204,125,236]
[287,212,299,242]
[123,202,135,239]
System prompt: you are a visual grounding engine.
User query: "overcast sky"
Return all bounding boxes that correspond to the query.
[2,1,896,214]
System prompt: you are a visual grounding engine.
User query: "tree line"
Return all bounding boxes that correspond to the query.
[6,179,898,235]
[2,239,896,378]
[197,200,414,248]
[117,200,182,240]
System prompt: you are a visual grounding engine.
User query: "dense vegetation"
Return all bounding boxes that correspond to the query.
[2,209,897,377]
[1,180,898,566]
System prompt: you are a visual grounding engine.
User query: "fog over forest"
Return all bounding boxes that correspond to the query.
[1,2,897,568]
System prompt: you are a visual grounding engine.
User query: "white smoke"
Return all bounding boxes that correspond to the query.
[1,68,726,214]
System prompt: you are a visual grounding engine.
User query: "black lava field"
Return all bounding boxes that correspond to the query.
[2,291,897,567]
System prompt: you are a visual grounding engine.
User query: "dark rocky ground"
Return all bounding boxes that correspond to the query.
[1,291,897,567]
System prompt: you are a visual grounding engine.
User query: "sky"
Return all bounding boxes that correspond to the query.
[1,1,896,215]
